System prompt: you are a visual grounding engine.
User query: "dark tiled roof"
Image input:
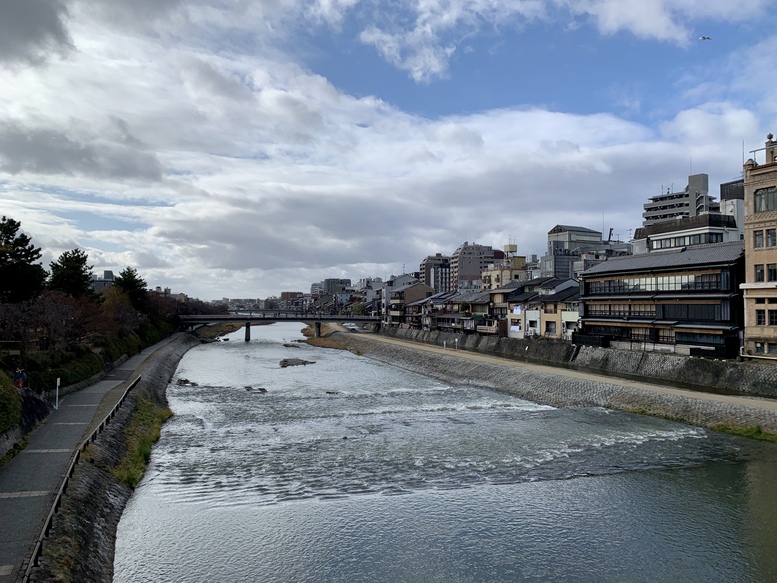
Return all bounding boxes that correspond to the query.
[490,280,524,293]
[581,241,744,276]
[537,287,581,303]
[509,291,539,303]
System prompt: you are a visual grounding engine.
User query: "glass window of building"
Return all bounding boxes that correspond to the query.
[757,309,766,325]
[770,264,777,282]
[768,229,777,247]
[756,264,765,282]
[755,186,777,212]
[754,230,765,248]
[770,310,777,326]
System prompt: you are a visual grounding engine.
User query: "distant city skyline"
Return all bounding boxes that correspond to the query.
[1,0,775,300]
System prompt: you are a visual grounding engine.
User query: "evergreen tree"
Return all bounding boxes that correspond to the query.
[114,266,148,311]
[0,216,47,303]
[48,248,96,300]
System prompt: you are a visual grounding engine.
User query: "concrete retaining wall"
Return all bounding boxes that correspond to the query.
[338,332,777,433]
[376,326,777,398]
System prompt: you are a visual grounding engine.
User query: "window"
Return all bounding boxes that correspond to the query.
[545,321,556,334]
[770,310,777,326]
[769,264,777,282]
[754,230,765,248]
[755,186,777,213]
[769,343,777,354]
[756,264,765,282]
[768,229,777,247]
[757,309,766,325]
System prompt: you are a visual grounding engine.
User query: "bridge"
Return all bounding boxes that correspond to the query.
[178,312,381,340]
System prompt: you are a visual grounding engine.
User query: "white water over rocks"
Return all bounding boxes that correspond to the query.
[115,323,777,582]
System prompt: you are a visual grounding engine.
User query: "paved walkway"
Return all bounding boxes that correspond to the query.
[0,335,181,582]
[345,330,777,413]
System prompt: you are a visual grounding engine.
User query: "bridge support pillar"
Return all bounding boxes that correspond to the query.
[314,322,321,337]
[245,323,251,342]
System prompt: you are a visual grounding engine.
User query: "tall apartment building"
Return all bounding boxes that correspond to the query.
[450,242,503,292]
[322,278,351,295]
[642,173,718,227]
[419,253,451,292]
[741,133,777,357]
[632,174,744,254]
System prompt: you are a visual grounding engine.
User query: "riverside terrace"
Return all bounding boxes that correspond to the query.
[178,312,380,339]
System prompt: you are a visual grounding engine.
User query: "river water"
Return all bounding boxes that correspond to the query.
[114,323,777,582]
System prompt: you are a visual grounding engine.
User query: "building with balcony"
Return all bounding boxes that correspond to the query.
[419,253,452,292]
[642,173,718,227]
[577,240,745,357]
[450,242,504,291]
[631,213,742,254]
[741,133,777,358]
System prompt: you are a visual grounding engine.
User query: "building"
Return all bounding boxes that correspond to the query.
[641,173,718,227]
[540,225,630,279]
[481,244,528,290]
[741,133,777,357]
[382,274,434,326]
[505,277,578,339]
[450,242,503,291]
[91,270,115,292]
[419,254,451,292]
[323,278,351,295]
[577,240,745,357]
[631,213,741,254]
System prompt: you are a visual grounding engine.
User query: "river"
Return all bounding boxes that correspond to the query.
[114,322,777,582]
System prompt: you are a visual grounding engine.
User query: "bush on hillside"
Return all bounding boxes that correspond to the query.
[0,371,22,434]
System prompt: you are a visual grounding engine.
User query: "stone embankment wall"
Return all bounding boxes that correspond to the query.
[30,334,200,582]
[374,326,777,398]
[338,331,777,433]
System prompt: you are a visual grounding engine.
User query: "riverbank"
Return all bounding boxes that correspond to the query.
[25,322,777,580]
[374,326,777,399]
[332,329,777,437]
[27,333,202,581]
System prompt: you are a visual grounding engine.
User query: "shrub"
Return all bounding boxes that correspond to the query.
[0,370,22,433]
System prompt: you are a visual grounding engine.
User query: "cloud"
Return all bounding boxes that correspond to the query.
[0,0,773,300]
[0,119,164,181]
[0,0,74,65]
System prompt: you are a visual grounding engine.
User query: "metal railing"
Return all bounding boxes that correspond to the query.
[19,375,142,582]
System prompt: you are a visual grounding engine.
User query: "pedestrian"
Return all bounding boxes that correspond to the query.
[13,367,26,388]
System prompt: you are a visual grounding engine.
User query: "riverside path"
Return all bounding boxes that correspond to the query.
[0,335,182,583]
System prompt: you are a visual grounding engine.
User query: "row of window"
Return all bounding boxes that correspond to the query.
[587,303,656,317]
[587,302,728,322]
[583,325,725,346]
[753,228,777,248]
[587,272,725,294]
[652,233,724,250]
[755,309,777,326]
[753,264,777,282]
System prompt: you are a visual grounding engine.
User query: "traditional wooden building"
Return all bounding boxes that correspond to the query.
[576,241,745,357]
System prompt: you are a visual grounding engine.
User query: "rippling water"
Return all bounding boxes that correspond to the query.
[114,323,777,582]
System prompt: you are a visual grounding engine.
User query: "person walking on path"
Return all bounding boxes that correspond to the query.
[12,367,25,388]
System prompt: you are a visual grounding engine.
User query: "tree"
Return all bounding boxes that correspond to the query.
[48,248,96,300]
[0,216,47,303]
[114,266,148,312]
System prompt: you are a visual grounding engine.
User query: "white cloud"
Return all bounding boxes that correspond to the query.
[0,0,774,299]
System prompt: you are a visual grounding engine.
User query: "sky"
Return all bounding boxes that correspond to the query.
[1,0,776,301]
